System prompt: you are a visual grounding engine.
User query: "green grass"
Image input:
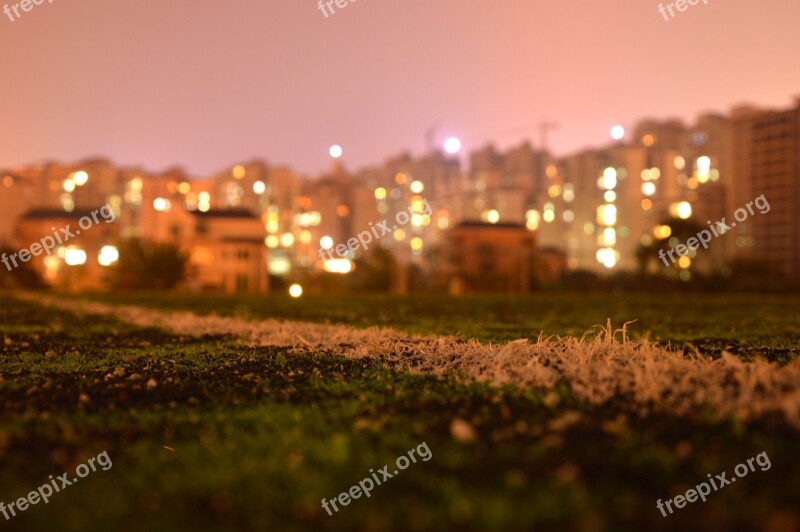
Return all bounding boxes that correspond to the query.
[1,293,799,531]
[81,292,800,360]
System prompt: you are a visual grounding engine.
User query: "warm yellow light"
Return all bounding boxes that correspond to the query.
[678,256,691,269]
[64,247,87,266]
[676,201,692,220]
[410,199,426,214]
[641,182,656,196]
[674,156,686,170]
[266,236,279,248]
[546,165,558,178]
[410,237,423,251]
[375,187,386,200]
[61,194,74,212]
[543,210,555,223]
[232,165,246,179]
[98,245,119,267]
[525,209,540,230]
[604,191,616,202]
[153,198,171,212]
[178,181,191,194]
[199,191,211,202]
[548,184,562,198]
[280,233,295,247]
[601,167,617,190]
[43,255,59,279]
[393,229,406,241]
[320,236,334,250]
[253,181,266,194]
[642,134,654,146]
[696,156,711,183]
[653,225,672,239]
[288,284,303,298]
[602,227,617,246]
[63,179,76,192]
[411,214,423,226]
[395,173,407,185]
[72,171,89,186]
[323,259,353,274]
[299,230,312,244]
[486,209,500,224]
[268,256,291,276]
[410,180,424,193]
[597,204,617,226]
[641,199,653,210]
[596,247,619,268]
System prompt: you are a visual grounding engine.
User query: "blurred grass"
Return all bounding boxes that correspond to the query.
[81,292,800,360]
[0,293,798,531]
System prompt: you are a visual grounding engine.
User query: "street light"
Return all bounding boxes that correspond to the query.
[443,137,462,154]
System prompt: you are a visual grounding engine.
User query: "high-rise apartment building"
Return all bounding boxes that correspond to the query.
[730,99,800,285]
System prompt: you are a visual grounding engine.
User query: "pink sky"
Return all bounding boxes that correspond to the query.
[1,0,798,177]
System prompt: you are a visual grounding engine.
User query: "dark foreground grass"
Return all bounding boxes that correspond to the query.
[1,294,799,531]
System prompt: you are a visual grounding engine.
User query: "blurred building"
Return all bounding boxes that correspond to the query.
[730,98,800,284]
[433,222,539,294]
[2,96,799,291]
[186,209,269,294]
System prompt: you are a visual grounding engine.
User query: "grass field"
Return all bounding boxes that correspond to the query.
[1,291,799,531]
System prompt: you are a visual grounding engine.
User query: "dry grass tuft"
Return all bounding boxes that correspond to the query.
[24,295,800,427]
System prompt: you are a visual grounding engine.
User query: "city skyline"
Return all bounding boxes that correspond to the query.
[3,95,798,291]
[3,94,798,179]
[1,0,799,176]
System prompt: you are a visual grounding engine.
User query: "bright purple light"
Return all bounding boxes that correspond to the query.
[443,137,462,154]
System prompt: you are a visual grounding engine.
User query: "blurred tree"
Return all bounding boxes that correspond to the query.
[0,245,44,289]
[109,238,188,290]
[353,246,394,292]
[636,217,706,273]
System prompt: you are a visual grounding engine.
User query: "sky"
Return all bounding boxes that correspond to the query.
[1,0,798,177]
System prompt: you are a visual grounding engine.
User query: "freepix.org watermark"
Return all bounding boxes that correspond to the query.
[321,441,432,517]
[1,204,116,272]
[318,198,432,260]
[3,0,55,23]
[658,0,709,22]
[658,194,769,267]
[656,451,770,517]
[317,0,367,19]
[0,451,112,522]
